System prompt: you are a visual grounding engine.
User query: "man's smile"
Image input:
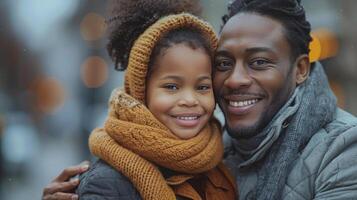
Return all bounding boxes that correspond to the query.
[228,99,260,107]
[222,93,265,116]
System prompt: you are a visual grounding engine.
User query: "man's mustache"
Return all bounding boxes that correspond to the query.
[218,90,266,98]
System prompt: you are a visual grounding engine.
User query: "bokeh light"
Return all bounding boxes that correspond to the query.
[309,28,339,62]
[318,28,339,60]
[309,33,322,63]
[81,56,108,88]
[29,77,66,114]
[80,13,107,41]
[2,118,39,164]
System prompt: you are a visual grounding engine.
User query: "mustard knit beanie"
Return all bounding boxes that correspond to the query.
[124,13,218,103]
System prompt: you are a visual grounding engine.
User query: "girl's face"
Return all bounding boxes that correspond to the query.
[146,44,215,139]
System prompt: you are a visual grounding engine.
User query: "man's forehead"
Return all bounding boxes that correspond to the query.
[221,13,284,39]
[218,13,289,53]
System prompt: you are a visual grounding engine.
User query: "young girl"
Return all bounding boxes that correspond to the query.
[76,0,236,199]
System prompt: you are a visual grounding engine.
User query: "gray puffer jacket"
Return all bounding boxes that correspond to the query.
[77,159,141,200]
[77,160,197,200]
[224,108,357,200]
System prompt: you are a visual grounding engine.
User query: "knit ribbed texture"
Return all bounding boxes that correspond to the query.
[89,89,224,200]
[124,13,218,103]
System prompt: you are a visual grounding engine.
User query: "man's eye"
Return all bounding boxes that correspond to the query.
[164,84,178,90]
[215,59,233,71]
[249,59,270,69]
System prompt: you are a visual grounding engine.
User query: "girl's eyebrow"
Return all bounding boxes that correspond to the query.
[159,75,181,81]
[197,75,211,82]
[159,75,211,82]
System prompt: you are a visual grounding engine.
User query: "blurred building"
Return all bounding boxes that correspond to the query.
[0,0,356,199]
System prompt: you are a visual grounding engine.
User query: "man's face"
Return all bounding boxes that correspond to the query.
[213,13,298,139]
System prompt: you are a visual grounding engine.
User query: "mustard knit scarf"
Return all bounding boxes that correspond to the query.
[89,88,224,200]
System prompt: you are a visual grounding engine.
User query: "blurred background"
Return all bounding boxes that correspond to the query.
[0,0,356,199]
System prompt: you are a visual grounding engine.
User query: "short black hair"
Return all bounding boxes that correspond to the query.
[222,0,312,61]
[106,0,211,71]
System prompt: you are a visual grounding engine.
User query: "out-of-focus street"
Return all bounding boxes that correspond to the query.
[1,1,357,199]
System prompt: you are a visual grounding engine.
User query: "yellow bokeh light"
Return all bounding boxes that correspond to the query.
[309,28,339,62]
[80,13,107,41]
[81,56,108,88]
[318,29,339,60]
[309,34,322,63]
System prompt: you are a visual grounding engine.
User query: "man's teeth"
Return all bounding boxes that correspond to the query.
[176,116,199,120]
[229,99,259,107]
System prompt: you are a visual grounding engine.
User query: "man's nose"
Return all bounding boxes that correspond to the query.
[224,63,253,89]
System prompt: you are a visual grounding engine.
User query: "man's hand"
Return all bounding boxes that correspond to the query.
[42,161,90,200]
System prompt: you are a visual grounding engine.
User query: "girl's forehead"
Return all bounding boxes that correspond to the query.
[147,44,212,83]
[154,45,211,70]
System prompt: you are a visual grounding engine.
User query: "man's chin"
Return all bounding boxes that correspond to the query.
[224,108,274,139]
[225,121,264,139]
[227,127,258,139]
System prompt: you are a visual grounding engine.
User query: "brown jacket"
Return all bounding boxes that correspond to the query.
[172,163,237,200]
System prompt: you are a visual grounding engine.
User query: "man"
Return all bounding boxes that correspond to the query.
[215,0,357,199]
[42,0,357,199]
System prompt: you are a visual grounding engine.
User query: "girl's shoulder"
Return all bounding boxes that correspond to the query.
[77,159,141,199]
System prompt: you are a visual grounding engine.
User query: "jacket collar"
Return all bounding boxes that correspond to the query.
[165,164,235,199]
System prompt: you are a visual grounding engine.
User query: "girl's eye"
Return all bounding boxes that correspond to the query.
[215,59,234,71]
[163,84,178,90]
[197,85,211,91]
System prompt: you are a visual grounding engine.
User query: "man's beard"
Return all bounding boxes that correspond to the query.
[224,79,294,140]
[225,112,272,139]
[225,103,284,139]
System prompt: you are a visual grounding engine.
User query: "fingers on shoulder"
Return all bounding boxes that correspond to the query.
[43,192,78,200]
[54,162,90,182]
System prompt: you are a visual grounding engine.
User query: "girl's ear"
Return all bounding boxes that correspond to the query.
[294,54,311,85]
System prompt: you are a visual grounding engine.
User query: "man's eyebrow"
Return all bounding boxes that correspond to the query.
[245,47,275,54]
[214,50,233,57]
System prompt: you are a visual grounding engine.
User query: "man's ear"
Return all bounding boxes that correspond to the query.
[294,54,311,85]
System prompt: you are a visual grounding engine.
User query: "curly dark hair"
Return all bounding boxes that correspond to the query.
[106,0,204,70]
[222,0,312,61]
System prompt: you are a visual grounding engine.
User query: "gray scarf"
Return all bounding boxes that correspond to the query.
[253,63,337,199]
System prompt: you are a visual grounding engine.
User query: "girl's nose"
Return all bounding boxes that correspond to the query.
[178,91,199,107]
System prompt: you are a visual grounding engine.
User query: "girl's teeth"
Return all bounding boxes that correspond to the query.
[229,99,258,107]
[177,116,198,120]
